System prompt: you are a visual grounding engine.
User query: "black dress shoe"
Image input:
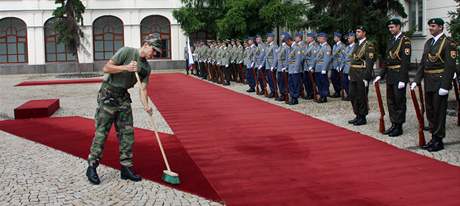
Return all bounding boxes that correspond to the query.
[246,88,255,93]
[304,95,313,100]
[86,164,101,185]
[288,98,298,105]
[348,116,359,124]
[426,140,444,152]
[353,116,367,126]
[331,93,341,98]
[268,92,275,98]
[421,139,435,150]
[275,96,285,101]
[223,81,230,86]
[388,125,403,137]
[120,166,142,182]
[383,123,396,135]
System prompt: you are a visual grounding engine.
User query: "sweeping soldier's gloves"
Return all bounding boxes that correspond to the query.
[410,82,417,90]
[373,76,381,85]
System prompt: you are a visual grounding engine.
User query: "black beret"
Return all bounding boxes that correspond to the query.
[387,18,401,26]
[428,18,444,26]
[356,25,367,32]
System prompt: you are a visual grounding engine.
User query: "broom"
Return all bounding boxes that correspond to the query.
[134,71,180,185]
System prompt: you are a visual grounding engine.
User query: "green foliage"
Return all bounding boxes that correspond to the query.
[448,0,460,43]
[52,0,85,58]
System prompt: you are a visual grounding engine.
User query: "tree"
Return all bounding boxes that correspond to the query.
[52,0,85,71]
[305,0,407,59]
[448,0,460,64]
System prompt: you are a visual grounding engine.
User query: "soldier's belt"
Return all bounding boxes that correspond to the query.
[424,68,444,74]
[351,65,366,69]
[386,65,401,70]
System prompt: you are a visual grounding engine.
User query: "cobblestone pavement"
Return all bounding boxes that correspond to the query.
[187,71,460,167]
[0,72,222,206]
[1,70,459,205]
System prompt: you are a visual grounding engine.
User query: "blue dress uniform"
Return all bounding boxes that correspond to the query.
[245,37,257,92]
[255,36,267,93]
[287,32,304,105]
[264,33,278,97]
[303,32,319,99]
[330,32,346,97]
[314,32,332,103]
[275,36,289,101]
[341,32,357,100]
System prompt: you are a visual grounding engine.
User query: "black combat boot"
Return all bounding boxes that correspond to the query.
[86,161,101,185]
[120,166,142,182]
[383,123,396,135]
[246,88,255,93]
[388,124,403,137]
[426,137,444,152]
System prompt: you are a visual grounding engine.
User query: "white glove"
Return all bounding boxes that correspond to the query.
[270,67,274,71]
[373,76,381,85]
[258,65,262,70]
[321,70,326,74]
[398,82,405,89]
[281,67,287,72]
[336,66,340,71]
[309,67,313,72]
[225,65,228,68]
[410,82,417,90]
[363,80,368,87]
[454,72,457,79]
[250,62,254,68]
[438,88,448,96]
[348,75,351,80]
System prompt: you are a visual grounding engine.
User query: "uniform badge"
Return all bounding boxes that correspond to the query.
[405,48,410,55]
[451,50,457,59]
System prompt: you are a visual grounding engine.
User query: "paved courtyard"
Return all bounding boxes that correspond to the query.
[0,70,459,205]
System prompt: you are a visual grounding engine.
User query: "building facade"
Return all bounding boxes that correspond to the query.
[0,0,188,74]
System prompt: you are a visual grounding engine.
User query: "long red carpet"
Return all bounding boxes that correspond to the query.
[148,73,460,206]
[0,116,220,201]
[15,78,102,86]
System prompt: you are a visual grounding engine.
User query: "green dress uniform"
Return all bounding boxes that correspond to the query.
[414,24,457,151]
[349,36,376,125]
[88,47,151,167]
[379,24,411,136]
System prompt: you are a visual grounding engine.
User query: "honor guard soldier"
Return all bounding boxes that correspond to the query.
[264,33,278,98]
[331,32,346,98]
[341,32,357,101]
[246,37,257,92]
[286,32,304,105]
[411,18,457,152]
[373,18,411,137]
[314,32,332,103]
[255,35,267,95]
[348,26,376,126]
[236,40,245,83]
[304,32,319,100]
[275,32,290,101]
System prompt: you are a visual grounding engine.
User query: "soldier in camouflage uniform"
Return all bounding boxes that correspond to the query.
[86,34,161,185]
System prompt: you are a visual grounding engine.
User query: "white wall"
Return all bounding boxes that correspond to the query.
[0,0,187,65]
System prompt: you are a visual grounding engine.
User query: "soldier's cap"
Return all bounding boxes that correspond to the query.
[428,18,444,26]
[283,32,292,41]
[356,25,367,32]
[295,32,304,37]
[248,37,255,41]
[256,34,262,38]
[347,31,356,37]
[387,18,401,26]
[144,33,162,52]
[334,32,342,38]
[307,32,317,37]
[267,32,275,37]
[318,32,327,38]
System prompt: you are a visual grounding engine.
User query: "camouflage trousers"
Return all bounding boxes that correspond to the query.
[88,83,134,167]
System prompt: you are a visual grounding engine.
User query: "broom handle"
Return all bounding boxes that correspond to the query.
[374,82,385,134]
[134,72,172,172]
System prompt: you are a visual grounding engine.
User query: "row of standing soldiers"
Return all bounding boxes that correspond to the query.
[185,17,458,152]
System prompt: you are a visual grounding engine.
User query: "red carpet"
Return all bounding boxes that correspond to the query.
[15,78,102,86]
[14,99,60,119]
[0,116,220,201]
[148,73,460,206]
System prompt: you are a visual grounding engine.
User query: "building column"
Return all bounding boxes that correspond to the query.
[77,25,93,64]
[27,25,45,65]
[124,24,141,48]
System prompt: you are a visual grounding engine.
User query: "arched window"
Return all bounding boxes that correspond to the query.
[0,17,27,64]
[93,16,124,61]
[44,18,76,62]
[140,15,171,59]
